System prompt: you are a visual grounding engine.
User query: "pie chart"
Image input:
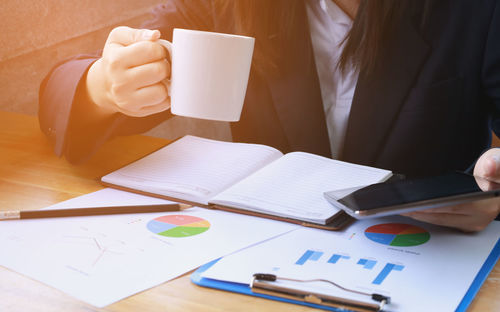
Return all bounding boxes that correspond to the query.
[147,215,210,237]
[364,223,430,247]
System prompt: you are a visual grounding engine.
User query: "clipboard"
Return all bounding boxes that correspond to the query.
[191,237,500,312]
[191,258,345,311]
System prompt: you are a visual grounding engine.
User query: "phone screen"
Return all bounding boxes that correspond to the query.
[335,172,500,215]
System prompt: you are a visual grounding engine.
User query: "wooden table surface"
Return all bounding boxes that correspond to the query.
[0,110,498,312]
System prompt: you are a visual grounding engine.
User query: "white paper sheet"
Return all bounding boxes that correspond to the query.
[202,216,500,312]
[0,188,297,307]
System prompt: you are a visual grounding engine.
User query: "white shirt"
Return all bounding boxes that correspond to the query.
[305,0,359,158]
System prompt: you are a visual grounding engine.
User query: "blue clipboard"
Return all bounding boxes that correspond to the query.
[456,237,500,311]
[191,238,500,312]
[191,258,342,311]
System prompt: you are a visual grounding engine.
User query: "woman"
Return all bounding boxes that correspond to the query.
[39,0,500,231]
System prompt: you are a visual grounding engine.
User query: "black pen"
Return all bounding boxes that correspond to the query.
[0,203,191,220]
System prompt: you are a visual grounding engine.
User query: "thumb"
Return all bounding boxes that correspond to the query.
[474,148,500,180]
[106,26,161,47]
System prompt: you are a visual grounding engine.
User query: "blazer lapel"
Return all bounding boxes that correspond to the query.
[342,13,430,166]
[263,2,331,157]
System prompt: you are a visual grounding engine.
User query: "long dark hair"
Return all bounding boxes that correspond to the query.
[217,0,429,74]
[340,0,404,74]
[340,0,430,74]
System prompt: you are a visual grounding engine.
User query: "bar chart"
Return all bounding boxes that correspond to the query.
[295,249,405,285]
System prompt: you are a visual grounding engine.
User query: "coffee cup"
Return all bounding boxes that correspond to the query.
[158,29,255,122]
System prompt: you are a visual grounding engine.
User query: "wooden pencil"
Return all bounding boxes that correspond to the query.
[0,203,191,220]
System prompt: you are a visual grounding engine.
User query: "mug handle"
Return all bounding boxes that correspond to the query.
[157,39,173,107]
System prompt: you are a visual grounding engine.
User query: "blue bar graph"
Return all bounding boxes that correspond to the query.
[327,254,350,264]
[295,250,323,265]
[357,258,377,269]
[372,263,404,285]
[295,251,406,287]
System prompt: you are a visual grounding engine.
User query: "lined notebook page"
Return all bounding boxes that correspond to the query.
[211,152,392,224]
[101,136,283,204]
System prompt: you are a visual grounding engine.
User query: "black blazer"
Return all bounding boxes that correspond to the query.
[39,0,500,177]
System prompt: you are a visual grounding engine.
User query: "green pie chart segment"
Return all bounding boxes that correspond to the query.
[158,226,209,237]
[365,223,430,247]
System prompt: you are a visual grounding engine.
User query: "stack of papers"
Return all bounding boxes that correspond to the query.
[0,187,498,311]
[0,188,297,307]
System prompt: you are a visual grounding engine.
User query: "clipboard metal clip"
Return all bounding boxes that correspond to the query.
[250,273,390,312]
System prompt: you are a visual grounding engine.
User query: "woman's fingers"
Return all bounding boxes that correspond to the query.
[113,83,170,117]
[92,26,173,116]
[117,98,171,118]
[115,40,168,69]
[106,26,160,48]
[474,148,500,183]
[404,197,500,232]
[123,59,170,89]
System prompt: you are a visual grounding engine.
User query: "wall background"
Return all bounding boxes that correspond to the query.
[0,0,231,141]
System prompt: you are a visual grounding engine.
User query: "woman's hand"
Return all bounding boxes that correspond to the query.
[86,26,171,117]
[403,148,500,232]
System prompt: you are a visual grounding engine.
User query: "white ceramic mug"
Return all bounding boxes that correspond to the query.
[158,29,255,122]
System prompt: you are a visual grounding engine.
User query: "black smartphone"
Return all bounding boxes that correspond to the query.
[323,172,500,219]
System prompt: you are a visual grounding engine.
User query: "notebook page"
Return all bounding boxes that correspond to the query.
[102,136,283,204]
[210,152,392,224]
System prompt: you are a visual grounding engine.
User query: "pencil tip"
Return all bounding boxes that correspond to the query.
[0,211,20,220]
[178,204,192,210]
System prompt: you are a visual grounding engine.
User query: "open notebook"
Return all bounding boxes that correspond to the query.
[101,136,392,230]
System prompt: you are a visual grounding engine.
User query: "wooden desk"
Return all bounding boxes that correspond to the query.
[0,110,498,311]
